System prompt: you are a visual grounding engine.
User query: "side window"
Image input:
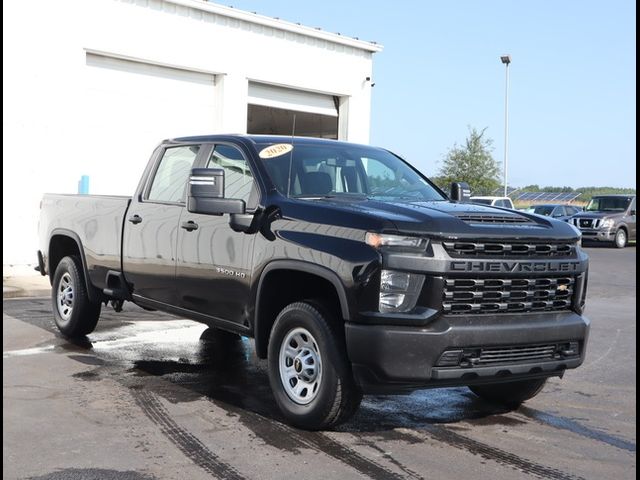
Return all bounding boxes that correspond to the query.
[630,198,636,215]
[206,144,258,208]
[147,145,200,203]
[554,206,565,217]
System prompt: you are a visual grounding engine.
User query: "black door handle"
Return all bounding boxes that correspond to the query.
[181,220,199,232]
[128,214,142,224]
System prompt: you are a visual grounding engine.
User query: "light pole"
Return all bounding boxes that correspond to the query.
[500,54,511,198]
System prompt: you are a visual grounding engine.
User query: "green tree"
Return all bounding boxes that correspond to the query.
[436,127,501,196]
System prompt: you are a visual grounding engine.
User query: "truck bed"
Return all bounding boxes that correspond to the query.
[38,194,131,290]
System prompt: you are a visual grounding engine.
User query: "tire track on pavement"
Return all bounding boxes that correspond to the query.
[131,388,247,480]
[214,400,407,480]
[517,406,636,452]
[404,426,585,480]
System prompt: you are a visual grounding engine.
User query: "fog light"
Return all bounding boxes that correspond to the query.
[436,350,463,367]
[560,341,580,357]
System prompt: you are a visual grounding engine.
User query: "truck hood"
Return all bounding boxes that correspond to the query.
[289,198,580,241]
[573,211,625,219]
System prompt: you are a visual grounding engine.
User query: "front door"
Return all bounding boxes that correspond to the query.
[627,198,637,240]
[123,144,202,304]
[176,143,259,328]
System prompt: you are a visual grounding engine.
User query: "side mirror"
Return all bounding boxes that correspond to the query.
[630,210,636,216]
[187,168,245,215]
[450,182,471,202]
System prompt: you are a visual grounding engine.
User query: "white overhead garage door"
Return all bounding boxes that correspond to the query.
[83,53,216,195]
[248,82,338,117]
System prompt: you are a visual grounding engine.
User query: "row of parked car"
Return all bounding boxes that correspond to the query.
[469,194,637,248]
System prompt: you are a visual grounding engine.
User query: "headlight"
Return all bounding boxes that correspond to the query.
[366,232,427,249]
[600,218,615,229]
[379,270,425,313]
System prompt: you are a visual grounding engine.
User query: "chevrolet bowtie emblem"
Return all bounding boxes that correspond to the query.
[557,285,568,291]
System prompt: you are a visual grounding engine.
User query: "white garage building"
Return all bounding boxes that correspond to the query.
[3,0,381,271]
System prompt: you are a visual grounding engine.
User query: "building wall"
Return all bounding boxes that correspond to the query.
[3,0,378,270]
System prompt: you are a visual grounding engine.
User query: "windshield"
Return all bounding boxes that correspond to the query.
[532,205,554,216]
[258,142,446,202]
[585,197,631,212]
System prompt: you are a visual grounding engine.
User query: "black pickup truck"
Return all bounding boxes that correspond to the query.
[38,135,590,429]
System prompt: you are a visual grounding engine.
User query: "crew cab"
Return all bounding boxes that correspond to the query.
[38,135,590,429]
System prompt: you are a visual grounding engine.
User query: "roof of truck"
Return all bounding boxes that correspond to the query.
[168,134,382,150]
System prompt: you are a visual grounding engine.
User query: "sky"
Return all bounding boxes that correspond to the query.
[227,0,636,188]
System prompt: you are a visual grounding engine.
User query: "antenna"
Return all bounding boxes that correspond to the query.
[286,114,296,198]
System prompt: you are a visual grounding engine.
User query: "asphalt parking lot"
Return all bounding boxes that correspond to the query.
[3,246,636,480]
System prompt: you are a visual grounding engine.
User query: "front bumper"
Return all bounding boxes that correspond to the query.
[345,311,590,393]
[579,229,615,242]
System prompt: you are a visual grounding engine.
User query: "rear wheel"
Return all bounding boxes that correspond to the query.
[469,378,547,407]
[268,301,361,430]
[51,256,101,337]
[614,228,627,248]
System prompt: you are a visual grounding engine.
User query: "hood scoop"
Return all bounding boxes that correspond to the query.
[454,212,532,224]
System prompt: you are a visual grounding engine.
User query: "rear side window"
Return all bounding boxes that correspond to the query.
[147,146,200,203]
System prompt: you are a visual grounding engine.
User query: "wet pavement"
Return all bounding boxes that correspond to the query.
[3,246,636,479]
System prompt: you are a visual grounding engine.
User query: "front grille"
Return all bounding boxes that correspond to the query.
[473,344,556,364]
[436,342,580,367]
[443,276,574,314]
[576,218,600,229]
[455,213,532,224]
[443,241,575,257]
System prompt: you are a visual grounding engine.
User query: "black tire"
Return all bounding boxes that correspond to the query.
[469,378,547,407]
[614,228,627,248]
[51,255,101,337]
[267,301,362,430]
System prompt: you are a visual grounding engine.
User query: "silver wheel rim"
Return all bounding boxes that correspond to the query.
[56,272,74,323]
[279,327,322,405]
[616,230,626,247]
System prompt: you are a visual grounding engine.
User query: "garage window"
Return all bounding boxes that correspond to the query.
[247,82,339,139]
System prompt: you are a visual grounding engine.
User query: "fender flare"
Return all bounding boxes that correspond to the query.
[49,228,99,302]
[253,260,352,357]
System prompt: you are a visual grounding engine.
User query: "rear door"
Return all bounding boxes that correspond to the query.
[176,143,260,328]
[123,144,202,304]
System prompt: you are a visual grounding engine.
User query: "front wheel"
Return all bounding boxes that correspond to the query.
[614,228,627,248]
[268,301,361,430]
[469,378,547,407]
[51,255,101,337]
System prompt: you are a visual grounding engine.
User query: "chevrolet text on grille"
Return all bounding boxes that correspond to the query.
[450,261,582,273]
